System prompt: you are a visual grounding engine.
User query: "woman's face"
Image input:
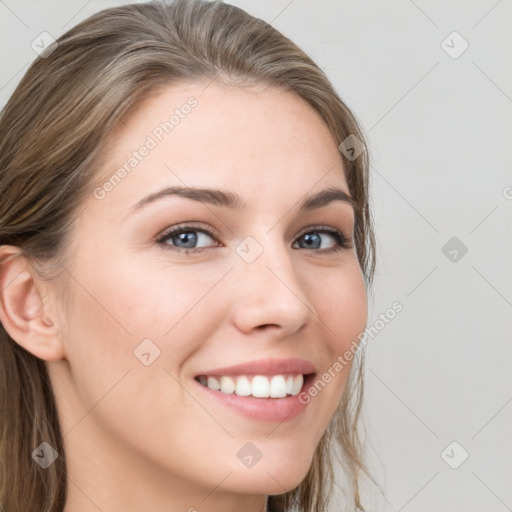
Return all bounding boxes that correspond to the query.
[49,81,368,510]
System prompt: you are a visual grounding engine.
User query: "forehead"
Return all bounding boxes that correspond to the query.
[90,81,349,212]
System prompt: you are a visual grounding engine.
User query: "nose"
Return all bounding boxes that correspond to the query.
[229,236,316,336]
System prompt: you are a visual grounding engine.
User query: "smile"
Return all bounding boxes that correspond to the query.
[195,373,309,398]
[193,373,317,423]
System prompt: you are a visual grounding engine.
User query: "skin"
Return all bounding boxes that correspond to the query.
[0,81,367,512]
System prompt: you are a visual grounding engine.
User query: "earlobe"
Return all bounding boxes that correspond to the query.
[0,245,65,361]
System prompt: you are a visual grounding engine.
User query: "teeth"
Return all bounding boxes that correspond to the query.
[252,376,269,397]
[199,373,305,398]
[269,375,287,398]
[291,374,303,396]
[235,376,252,396]
[286,375,294,395]
[206,376,220,391]
[220,376,235,394]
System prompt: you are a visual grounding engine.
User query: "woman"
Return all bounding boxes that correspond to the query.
[0,0,376,510]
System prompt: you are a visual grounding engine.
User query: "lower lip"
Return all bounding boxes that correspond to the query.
[193,374,316,423]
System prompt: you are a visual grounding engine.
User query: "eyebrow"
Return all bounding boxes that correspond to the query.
[127,185,355,216]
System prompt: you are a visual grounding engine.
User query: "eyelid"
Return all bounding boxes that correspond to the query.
[156,222,220,241]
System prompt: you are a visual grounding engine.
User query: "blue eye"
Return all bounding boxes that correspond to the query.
[158,227,216,251]
[293,227,352,252]
[156,224,352,254]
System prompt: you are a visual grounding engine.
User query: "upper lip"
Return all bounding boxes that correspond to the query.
[195,357,317,377]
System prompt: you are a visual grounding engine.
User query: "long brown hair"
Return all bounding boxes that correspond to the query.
[0,1,376,510]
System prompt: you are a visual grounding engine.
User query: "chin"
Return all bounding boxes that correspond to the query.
[225,456,313,495]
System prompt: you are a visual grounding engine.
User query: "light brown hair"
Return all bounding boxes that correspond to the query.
[0,1,376,510]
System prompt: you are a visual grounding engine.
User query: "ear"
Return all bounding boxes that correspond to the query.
[0,245,65,361]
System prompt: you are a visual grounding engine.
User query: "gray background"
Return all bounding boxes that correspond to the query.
[1,1,511,511]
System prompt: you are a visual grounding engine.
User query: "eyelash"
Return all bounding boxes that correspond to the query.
[155,223,353,255]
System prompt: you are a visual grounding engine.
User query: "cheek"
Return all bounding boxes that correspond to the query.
[310,264,368,352]
[70,258,230,372]
[302,264,367,424]
[122,261,230,344]
[59,260,227,444]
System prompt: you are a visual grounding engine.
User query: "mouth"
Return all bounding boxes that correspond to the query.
[193,372,317,399]
[192,372,317,423]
